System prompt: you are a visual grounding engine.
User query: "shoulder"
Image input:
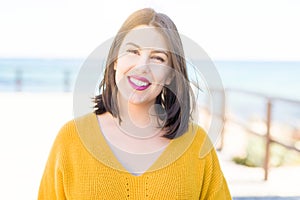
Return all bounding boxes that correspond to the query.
[189,123,207,141]
[187,123,217,159]
[59,112,96,133]
[188,123,209,148]
[54,113,96,148]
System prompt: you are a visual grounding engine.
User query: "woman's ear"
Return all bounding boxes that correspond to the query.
[165,72,174,85]
[114,61,117,70]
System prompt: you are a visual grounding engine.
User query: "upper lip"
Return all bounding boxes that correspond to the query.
[128,75,151,84]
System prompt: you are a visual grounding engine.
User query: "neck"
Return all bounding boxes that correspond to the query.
[116,93,164,139]
[118,93,154,127]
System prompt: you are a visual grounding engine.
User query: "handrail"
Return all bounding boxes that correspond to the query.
[220,88,300,181]
[225,88,300,105]
[11,69,72,92]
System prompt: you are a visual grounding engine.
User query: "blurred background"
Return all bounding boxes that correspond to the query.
[0,0,299,199]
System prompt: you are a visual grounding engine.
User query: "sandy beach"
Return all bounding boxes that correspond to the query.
[1,92,299,199]
[0,93,73,199]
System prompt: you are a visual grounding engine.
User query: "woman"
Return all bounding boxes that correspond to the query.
[38,8,231,199]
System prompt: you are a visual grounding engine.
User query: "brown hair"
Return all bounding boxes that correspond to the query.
[94,8,194,139]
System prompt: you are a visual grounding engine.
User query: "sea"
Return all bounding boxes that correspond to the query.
[1,58,300,123]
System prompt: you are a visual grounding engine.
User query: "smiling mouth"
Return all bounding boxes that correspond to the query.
[128,76,151,91]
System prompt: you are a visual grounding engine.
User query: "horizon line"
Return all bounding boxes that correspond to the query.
[1,57,300,63]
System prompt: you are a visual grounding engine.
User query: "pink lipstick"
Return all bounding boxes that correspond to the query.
[128,76,151,91]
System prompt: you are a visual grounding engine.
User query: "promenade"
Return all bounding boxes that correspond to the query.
[219,151,300,199]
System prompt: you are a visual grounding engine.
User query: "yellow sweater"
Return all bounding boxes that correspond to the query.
[38,113,231,199]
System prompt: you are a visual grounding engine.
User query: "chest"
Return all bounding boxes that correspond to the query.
[64,151,205,200]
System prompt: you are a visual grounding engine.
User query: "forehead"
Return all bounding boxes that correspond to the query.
[121,25,169,51]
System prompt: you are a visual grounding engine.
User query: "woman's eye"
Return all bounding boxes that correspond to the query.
[126,49,139,55]
[152,56,165,63]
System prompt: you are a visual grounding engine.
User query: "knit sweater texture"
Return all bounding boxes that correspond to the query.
[38,113,231,199]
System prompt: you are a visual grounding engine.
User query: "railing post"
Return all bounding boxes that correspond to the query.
[217,106,227,151]
[217,118,225,151]
[15,69,22,92]
[264,99,272,181]
[64,70,70,92]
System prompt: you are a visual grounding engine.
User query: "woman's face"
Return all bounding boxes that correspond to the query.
[114,25,173,105]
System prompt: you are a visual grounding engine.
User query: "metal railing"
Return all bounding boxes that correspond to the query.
[219,88,300,181]
[10,69,72,92]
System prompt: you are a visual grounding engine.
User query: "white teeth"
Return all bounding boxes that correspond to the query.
[130,77,148,86]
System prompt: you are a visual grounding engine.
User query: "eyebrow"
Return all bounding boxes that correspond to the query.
[125,42,169,58]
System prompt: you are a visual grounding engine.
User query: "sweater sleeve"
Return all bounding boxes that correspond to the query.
[199,142,232,200]
[38,122,71,200]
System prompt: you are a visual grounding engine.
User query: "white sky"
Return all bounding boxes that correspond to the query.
[0,0,300,61]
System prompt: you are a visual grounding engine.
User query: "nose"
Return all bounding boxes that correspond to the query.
[134,54,150,73]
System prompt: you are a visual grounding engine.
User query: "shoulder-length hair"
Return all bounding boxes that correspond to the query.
[94,8,195,139]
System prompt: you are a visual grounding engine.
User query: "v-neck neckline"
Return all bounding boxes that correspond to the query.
[75,113,197,177]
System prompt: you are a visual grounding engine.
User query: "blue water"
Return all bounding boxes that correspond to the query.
[1,58,300,121]
[0,58,82,92]
[216,61,300,122]
[216,61,300,101]
[1,59,299,99]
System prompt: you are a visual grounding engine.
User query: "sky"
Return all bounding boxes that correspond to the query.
[0,0,300,61]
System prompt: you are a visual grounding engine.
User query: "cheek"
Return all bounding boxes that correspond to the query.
[114,57,131,83]
[115,54,137,71]
[152,67,172,84]
[115,70,122,84]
